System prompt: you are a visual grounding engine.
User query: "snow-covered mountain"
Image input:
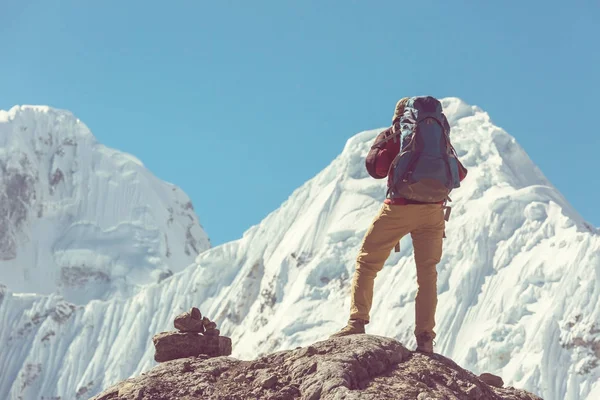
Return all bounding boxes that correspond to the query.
[1,99,599,400]
[0,106,210,303]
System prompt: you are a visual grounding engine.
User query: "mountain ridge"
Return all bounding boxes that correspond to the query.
[0,104,210,303]
[1,98,598,399]
[91,335,542,400]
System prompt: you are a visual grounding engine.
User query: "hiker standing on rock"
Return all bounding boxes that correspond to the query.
[331,96,468,353]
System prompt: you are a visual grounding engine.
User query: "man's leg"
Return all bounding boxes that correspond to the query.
[332,204,413,337]
[410,205,445,351]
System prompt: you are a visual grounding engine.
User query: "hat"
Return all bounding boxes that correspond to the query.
[392,97,410,123]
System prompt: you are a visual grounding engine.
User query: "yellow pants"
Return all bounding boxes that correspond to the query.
[350,203,445,338]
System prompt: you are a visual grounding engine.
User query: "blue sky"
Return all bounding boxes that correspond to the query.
[1,1,599,245]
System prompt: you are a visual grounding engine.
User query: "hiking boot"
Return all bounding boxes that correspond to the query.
[415,332,435,353]
[330,319,366,338]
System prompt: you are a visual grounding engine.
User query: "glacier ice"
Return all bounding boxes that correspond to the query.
[1,99,598,400]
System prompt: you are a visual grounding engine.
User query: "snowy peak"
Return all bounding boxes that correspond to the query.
[441,98,589,229]
[0,98,598,400]
[0,105,210,303]
[330,97,585,236]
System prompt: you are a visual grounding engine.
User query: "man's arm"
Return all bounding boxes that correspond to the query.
[374,131,401,178]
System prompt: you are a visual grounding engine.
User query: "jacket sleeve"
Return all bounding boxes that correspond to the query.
[366,129,389,179]
[374,133,400,178]
[375,149,392,178]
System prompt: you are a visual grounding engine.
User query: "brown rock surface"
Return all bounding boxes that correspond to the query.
[479,372,505,388]
[173,307,204,333]
[204,328,220,337]
[202,316,217,330]
[93,335,541,400]
[153,331,232,362]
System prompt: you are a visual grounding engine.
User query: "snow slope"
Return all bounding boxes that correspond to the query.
[1,98,599,400]
[0,106,210,304]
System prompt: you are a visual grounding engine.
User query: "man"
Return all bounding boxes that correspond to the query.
[331,96,467,353]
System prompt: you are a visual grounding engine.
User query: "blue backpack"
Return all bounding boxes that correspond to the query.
[389,96,461,203]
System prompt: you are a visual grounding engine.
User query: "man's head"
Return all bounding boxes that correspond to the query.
[392,97,410,124]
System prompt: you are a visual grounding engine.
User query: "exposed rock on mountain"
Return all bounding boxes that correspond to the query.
[92,335,540,400]
[153,307,231,362]
[0,105,210,303]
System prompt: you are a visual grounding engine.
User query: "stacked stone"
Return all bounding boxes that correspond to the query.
[153,307,232,363]
[174,307,221,336]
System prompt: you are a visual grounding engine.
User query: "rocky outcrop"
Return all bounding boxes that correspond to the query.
[92,335,541,400]
[153,332,232,362]
[479,373,504,389]
[173,307,204,333]
[153,307,232,363]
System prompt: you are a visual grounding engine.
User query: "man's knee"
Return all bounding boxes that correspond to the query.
[414,241,443,267]
[355,256,385,277]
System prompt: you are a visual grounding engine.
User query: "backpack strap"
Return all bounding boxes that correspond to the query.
[443,196,452,222]
[443,205,452,221]
[416,112,443,125]
[441,133,454,187]
[373,124,402,147]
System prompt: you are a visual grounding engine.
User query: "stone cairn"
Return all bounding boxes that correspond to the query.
[152,307,232,363]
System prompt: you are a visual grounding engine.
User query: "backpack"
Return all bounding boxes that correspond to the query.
[388,96,461,203]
